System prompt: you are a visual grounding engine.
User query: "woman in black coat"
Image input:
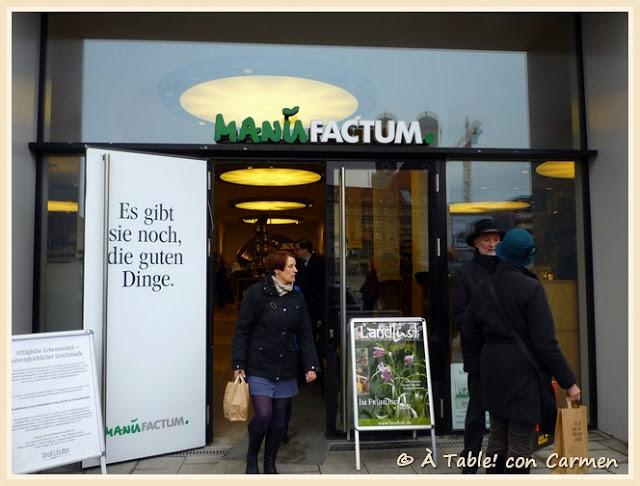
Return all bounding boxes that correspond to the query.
[231,250,319,474]
[462,228,581,473]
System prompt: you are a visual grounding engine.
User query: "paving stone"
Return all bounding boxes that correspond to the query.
[275,463,321,474]
[131,469,182,474]
[319,455,368,474]
[589,450,628,464]
[182,454,225,464]
[588,441,613,450]
[363,462,416,474]
[133,456,184,472]
[223,460,247,474]
[179,462,226,474]
[531,467,553,475]
[608,462,628,475]
[412,463,456,474]
[600,438,628,455]
[84,461,137,474]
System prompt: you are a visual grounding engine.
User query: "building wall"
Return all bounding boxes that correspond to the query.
[581,12,628,442]
[11,13,41,335]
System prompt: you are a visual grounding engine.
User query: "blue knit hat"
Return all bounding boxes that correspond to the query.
[496,228,537,266]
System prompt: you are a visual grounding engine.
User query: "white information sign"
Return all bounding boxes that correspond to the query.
[11,331,105,474]
[349,317,437,470]
[84,148,207,464]
[450,363,490,430]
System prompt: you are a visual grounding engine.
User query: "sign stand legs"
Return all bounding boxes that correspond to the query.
[100,454,107,474]
[430,428,438,466]
[354,430,361,471]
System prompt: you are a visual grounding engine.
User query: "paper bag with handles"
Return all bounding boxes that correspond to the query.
[552,399,588,474]
[223,376,250,421]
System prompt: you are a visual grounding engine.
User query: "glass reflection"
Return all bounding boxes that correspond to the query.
[446,160,581,394]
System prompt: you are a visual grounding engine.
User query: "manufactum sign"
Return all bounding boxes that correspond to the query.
[213,106,436,145]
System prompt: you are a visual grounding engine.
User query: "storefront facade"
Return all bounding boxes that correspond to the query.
[11,11,629,456]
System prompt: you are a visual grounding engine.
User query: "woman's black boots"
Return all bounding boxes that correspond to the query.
[263,427,285,474]
[245,424,265,474]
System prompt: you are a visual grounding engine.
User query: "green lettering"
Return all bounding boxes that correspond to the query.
[238,117,260,143]
[113,426,122,436]
[260,120,283,142]
[214,114,237,142]
[283,120,309,144]
[423,133,434,145]
[105,427,113,437]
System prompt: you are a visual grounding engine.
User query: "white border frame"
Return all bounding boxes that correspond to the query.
[349,317,437,470]
[11,330,107,474]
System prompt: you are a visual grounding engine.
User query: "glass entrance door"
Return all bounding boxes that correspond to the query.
[325,161,447,436]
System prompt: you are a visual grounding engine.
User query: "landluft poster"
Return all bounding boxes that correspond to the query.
[351,318,432,429]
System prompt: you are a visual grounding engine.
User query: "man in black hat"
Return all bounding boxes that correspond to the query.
[452,218,504,473]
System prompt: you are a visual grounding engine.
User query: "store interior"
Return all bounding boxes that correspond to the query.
[210,162,327,444]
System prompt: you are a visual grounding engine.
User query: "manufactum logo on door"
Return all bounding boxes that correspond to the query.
[105,416,190,438]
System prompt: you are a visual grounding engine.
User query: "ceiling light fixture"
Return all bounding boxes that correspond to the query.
[232,199,310,211]
[449,201,530,214]
[180,75,358,126]
[48,200,78,213]
[536,161,575,179]
[220,167,321,186]
[242,217,302,225]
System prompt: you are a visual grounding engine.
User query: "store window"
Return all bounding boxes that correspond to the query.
[36,155,85,332]
[446,160,585,411]
[44,12,580,148]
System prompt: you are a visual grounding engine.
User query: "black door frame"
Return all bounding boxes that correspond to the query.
[29,142,599,435]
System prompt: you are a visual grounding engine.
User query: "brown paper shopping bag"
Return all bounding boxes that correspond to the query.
[223,376,250,421]
[551,399,589,474]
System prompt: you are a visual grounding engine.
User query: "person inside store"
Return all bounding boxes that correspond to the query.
[360,258,379,311]
[231,250,319,474]
[215,255,232,308]
[294,239,326,380]
[452,217,503,473]
[462,228,581,474]
[294,239,325,333]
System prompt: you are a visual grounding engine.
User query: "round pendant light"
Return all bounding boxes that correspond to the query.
[220,167,321,186]
[535,161,575,179]
[242,216,303,225]
[449,201,530,214]
[232,199,310,211]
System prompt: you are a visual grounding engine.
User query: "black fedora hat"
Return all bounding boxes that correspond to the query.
[465,218,504,247]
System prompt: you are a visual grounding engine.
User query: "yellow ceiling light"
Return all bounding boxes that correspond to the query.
[234,200,308,211]
[449,201,530,214]
[242,217,302,225]
[180,75,358,126]
[48,200,78,212]
[536,161,575,179]
[220,167,321,186]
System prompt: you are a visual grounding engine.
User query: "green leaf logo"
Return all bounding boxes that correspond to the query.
[282,106,300,120]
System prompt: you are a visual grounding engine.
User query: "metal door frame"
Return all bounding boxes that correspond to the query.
[335,159,451,435]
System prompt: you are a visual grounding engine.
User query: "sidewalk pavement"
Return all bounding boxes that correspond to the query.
[41,429,627,476]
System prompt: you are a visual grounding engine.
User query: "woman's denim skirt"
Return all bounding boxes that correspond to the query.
[247,376,298,398]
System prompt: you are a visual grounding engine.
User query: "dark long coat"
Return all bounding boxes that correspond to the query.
[462,262,576,424]
[295,253,325,323]
[452,252,497,372]
[231,275,320,381]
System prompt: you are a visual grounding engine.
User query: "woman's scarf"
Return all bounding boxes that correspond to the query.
[272,275,293,296]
